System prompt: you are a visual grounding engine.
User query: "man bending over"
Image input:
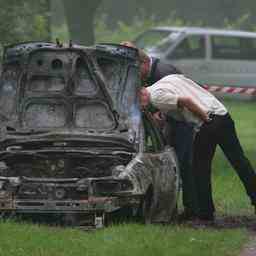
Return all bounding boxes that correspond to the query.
[139,74,256,222]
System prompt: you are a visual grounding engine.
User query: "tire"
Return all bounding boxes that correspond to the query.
[169,203,178,222]
[141,186,154,224]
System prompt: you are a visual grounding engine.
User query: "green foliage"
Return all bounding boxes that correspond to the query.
[223,13,256,31]
[94,12,256,44]
[51,24,70,43]
[98,0,256,33]
[50,8,256,46]
[1,2,256,51]
[31,14,50,41]
[0,1,50,52]
[95,13,203,44]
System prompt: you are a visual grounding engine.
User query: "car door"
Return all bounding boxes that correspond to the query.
[165,34,210,84]
[142,113,179,222]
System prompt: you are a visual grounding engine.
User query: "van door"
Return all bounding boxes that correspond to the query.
[165,34,209,84]
[206,35,256,88]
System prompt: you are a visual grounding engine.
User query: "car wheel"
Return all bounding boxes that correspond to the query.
[169,203,178,221]
[141,186,154,224]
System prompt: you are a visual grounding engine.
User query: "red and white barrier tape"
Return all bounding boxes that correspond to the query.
[203,85,256,95]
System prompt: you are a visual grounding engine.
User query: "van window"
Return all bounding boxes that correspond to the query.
[211,35,256,60]
[170,35,205,59]
[134,30,180,53]
[134,30,171,50]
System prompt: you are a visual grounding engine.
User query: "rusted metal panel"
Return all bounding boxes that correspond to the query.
[0,42,179,227]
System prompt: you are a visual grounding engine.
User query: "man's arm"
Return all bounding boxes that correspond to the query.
[178,97,209,122]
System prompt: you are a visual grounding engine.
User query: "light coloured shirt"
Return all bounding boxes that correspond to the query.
[146,74,227,126]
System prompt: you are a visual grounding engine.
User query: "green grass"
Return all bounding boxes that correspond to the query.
[0,100,255,256]
[0,221,248,256]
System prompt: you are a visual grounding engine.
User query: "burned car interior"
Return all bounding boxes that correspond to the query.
[0,42,179,228]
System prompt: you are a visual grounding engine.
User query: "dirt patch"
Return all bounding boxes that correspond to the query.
[240,235,256,256]
[181,215,256,256]
[214,216,256,231]
[181,215,256,231]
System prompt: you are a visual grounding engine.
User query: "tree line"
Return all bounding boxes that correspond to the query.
[0,0,256,48]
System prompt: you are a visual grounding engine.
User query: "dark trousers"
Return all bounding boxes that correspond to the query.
[193,113,256,218]
[167,117,199,215]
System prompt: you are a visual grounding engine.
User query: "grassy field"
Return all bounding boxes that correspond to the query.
[0,100,255,256]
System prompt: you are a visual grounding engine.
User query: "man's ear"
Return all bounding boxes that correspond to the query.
[139,87,147,95]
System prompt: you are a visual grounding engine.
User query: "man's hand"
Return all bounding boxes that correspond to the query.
[153,111,164,121]
[205,112,213,123]
[153,111,166,128]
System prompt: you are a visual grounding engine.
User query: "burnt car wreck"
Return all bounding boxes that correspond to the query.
[0,42,179,228]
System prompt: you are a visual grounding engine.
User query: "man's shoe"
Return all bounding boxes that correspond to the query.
[189,213,215,227]
[189,218,215,227]
[198,213,215,221]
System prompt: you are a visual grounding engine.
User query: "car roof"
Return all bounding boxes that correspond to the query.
[150,26,256,38]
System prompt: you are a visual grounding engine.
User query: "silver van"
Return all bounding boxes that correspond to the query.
[134,27,256,98]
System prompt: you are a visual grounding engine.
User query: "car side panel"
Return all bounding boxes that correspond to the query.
[120,147,179,223]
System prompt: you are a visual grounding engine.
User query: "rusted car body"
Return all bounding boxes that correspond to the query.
[0,42,179,228]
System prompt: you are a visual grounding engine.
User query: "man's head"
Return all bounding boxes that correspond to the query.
[139,87,151,108]
[121,41,151,81]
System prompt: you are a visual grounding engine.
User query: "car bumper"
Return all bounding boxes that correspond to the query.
[0,195,141,213]
[0,195,142,228]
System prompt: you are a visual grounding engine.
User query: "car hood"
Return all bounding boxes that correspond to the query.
[0,42,141,135]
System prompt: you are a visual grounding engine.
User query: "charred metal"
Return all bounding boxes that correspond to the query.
[0,42,179,228]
